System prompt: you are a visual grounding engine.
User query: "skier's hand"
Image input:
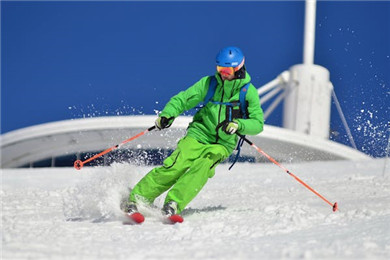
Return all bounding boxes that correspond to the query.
[155,116,174,130]
[223,120,239,135]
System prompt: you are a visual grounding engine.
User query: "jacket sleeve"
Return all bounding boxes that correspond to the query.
[236,84,264,135]
[160,76,210,118]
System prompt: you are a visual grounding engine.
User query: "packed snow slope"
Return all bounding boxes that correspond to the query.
[2,159,390,259]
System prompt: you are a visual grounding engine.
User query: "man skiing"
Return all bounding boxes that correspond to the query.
[125,46,264,223]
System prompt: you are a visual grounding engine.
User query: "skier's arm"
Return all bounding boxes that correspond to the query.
[236,85,264,135]
[159,76,210,118]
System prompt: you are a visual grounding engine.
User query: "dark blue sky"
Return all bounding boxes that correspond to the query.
[2,1,389,157]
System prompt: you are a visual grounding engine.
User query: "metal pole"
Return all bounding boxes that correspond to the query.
[303,0,317,64]
[261,85,283,104]
[264,90,288,120]
[257,77,281,96]
[331,89,358,150]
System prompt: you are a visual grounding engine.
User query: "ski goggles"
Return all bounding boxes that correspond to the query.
[216,66,236,76]
[216,58,245,76]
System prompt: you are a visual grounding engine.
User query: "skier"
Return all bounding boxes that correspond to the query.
[125,46,264,222]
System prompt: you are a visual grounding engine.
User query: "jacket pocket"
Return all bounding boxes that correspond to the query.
[163,151,181,169]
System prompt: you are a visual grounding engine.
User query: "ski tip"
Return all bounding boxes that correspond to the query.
[132,212,145,223]
[167,214,184,224]
[124,212,145,225]
[333,202,338,212]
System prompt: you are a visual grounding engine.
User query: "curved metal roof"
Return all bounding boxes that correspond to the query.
[1,116,370,168]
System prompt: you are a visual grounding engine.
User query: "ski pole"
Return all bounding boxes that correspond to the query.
[238,134,338,212]
[74,126,156,170]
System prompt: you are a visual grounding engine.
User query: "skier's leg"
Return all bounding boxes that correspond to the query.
[129,148,185,204]
[129,137,200,205]
[164,144,229,213]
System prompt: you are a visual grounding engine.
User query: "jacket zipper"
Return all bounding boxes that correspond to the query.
[215,82,225,143]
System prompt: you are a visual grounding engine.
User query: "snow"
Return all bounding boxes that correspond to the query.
[1,159,390,259]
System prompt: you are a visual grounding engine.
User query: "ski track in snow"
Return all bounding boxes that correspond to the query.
[1,159,390,259]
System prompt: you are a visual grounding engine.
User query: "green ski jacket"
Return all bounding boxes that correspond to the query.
[160,72,264,154]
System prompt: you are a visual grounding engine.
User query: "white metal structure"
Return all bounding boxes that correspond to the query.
[0,116,369,168]
[258,0,334,139]
[278,65,333,138]
[304,0,317,65]
[256,0,358,149]
[257,66,333,139]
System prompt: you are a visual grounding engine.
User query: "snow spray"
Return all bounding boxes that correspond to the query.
[74,126,156,170]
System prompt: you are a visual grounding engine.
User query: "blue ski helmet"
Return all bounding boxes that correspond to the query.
[216,46,245,68]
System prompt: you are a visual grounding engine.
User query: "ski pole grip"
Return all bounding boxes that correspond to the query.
[148,125,156,131]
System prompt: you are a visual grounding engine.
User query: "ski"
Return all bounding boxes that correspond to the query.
[123,212,145,225]
[122,213,183,225]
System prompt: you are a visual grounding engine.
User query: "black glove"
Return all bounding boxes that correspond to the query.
[155,116,174,130]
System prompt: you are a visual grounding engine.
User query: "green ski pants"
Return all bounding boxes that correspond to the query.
[129,136,230,213]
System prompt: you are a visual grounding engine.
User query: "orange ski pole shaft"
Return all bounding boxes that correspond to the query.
[74,126,156,170]
[239,134,338,212]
